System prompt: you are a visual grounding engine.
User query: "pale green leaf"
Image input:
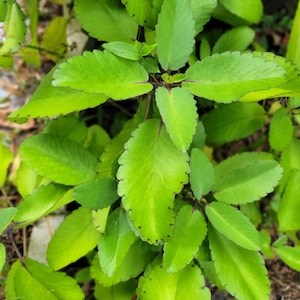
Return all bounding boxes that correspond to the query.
[0,243,5,272]
[8,68,108,124]
[213,160,282,204]
[209,226,270,300]
[19,134,98,185]
[219,0,263,23]
[202,102,266,146]
[0,137,13,186]
[206,202,261,250]
[0,3,26,54]
[163,205,207,272]
[183,52,286,102]
[14,184,69,226]
[95,279,136,300]
[0,207,17,235]
[286,1,300,68]
[269,107,293,151]
[53,50,152,100]
[191,0,217,34]
[212,26,255,53]
[137,261,211,299]
[278,170,300,231]
[117,119,189,244]
[273,246,300,271]
[5,259,84,300]
[73,178,118,209]
[98,208,136,276]
[92,207,110,233]
[91,240,156,286]
[0,0,7,21]
[190,148,214,199]
[103,42,140,61]
[155,87,197,151]
[47,207,99,270]
[74,0,138,42]
[156,0,195,70]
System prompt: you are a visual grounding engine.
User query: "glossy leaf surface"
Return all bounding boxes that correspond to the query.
[183,52,286,102]
[156,0,195,70]
[155,87,197,152]
[53,50,152,100]
[19,134,98,185]
[274,246,300,271]
[209,226,270,300]
[117,119,189,244]
[163,205,207,272]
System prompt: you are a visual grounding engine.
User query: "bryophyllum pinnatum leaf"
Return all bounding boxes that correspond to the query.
[206,202,261,251]
[163,205,207,272]
[213,160,282,204]
[5,259,84,300]
[98,208,137,276]
[8,68,108,124]
[182,52,286,102]
[155,87,197,152]
[0,243,5,272]
[74,0,138,43]
[47,207,98,270]
[137,260,211,299]
[53,50,153,100]
[273,246,300,271]
[190,148,214,199]
[117,119,189,244]
[19,134,98,186]
[208,226,269,300]
[102,41,140,60]
[0,207,17,235]
[202,102,266,146]
[156,0,195,70]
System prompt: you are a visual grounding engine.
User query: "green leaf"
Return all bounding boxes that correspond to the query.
[273,246,300,271]
[0,207,17,235]
[155,87,197,152]
[53,50,152,100]
[117,119,189,244]
[0,0,7,21]
[137,260,211,299]
[0,243,5,272]
[0,3,26,54]
[8,67,108,123]
[0,135,13,186]
[156,0,195,70]
[212,26,255,53]
[190,0,217,34]
[41,16,67,61]
[286,1,300,68]
[5,259,84,300]
[269,107,293,151]
[14,184,69,226]
[182,52,286,102]
[74,0,138,42]
[208,226,270,300]
[278,170,300,231]
[91,240,156,286]
[190,148,214,199]
[103,42,140,61]
[218,0,263,23]
[163,205,207,272]
[19,134,98,185]
[47,207,99,270]
[73,178,118,209]
[95,279,137,300]
[98,208,136,276]
[206,202,261,250]
[92,207,110,233]
[213,160,282,204]
[202,102,266,146]
[190,121,206,150]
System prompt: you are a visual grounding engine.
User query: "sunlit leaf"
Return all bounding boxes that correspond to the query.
[0,136,13,186]
[155,87,197,152]
[53,50,152,100]
[0,207,17,235]
[156,0,195,70]
[0,243,5,272]
[103,42,140,60]
[47,207,99,270]
[273,246,300,271]
[117,119,189,244]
